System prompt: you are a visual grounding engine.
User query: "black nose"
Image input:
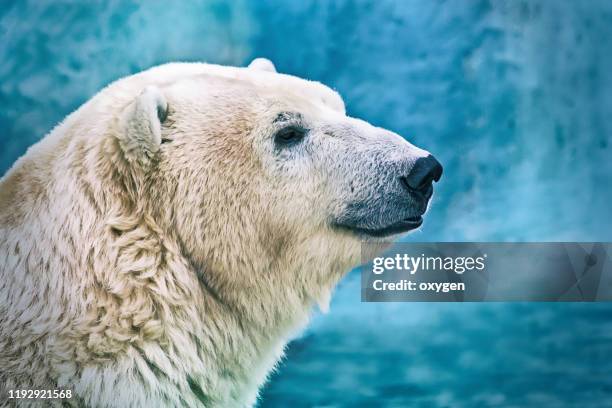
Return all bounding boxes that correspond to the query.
[400,155,443,197]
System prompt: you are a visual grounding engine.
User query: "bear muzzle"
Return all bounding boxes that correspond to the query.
[333,154,443,238]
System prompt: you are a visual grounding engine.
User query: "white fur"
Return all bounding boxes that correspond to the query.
[0,60,428,407]
[247,58,277,73]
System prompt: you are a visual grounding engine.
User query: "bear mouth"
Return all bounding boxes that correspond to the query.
[337,216,423,238]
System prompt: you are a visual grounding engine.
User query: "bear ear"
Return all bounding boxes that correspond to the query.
[117,86,168,167]
[248,57,277,73]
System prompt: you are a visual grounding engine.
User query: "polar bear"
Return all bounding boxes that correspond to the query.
[0,58,442,407]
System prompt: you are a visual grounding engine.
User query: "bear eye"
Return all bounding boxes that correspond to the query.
[274,126,307,147]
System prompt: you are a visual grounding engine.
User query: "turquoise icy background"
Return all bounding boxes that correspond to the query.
[1,1,611,406]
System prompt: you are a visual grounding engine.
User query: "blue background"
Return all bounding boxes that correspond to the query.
[1,1,611,406]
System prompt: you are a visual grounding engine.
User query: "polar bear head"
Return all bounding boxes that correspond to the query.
[0,57,443,406]
[110,58,442,314]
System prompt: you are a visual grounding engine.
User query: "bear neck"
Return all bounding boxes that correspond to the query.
[104,207,315,404]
